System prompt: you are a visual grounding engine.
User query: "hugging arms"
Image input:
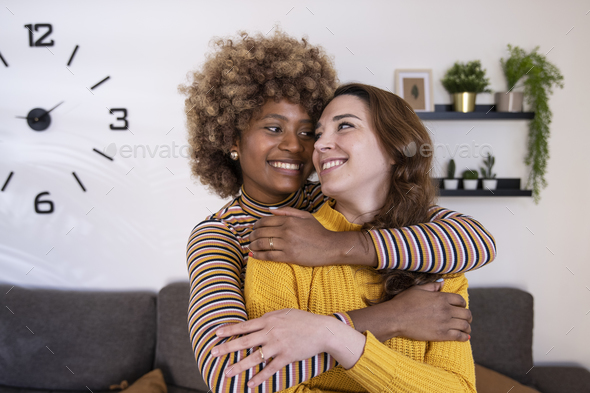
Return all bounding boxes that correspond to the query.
[181,30,495,392]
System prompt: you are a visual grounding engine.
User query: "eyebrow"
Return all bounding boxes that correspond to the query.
[315,114,362,130]
[260,113,312,123]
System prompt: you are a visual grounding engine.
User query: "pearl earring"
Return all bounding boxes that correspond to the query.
[230,151,239,160]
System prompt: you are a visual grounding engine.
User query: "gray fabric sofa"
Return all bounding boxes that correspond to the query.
[1,283,588,393]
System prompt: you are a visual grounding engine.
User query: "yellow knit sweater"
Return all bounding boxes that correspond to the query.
[244,199,477,393]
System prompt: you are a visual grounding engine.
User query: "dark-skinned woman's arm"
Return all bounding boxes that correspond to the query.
[249,205,496,272]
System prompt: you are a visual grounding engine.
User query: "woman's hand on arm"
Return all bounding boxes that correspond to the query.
[347,281,472,342]
[213,309,343,388]
[249,207,378,267]
[249,206,498,274]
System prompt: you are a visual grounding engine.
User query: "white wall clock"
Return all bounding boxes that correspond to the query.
[2,21,131,213]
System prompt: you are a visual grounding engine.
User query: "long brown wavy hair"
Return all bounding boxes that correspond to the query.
[329,83,442,303]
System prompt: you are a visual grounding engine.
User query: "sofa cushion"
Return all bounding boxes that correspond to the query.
[155,282,209,392]
[529,366,590,393]
[469,288,534,385]
[475,364,540,393]
[0,284,156,391]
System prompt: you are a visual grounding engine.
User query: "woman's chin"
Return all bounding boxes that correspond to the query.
[318,181,344,199]
[271,177,307,194]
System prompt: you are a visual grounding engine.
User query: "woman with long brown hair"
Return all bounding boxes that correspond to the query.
[214,83,477,392]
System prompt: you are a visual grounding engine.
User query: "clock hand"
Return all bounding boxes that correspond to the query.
[16,101,64,121]
[43,101,64,116]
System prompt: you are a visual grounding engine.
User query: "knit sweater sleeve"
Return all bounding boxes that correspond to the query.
[187,220,338,393]
[344,274,477,393]
[369,205,496,273]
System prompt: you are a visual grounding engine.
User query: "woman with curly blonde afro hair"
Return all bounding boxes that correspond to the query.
[181,29,495,393]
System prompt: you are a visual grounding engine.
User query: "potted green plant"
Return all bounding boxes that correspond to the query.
[480,153,497,190]
[497,44,564,203]
[462,168,479,190]
[441,60,492,112]
[443,159,458,190]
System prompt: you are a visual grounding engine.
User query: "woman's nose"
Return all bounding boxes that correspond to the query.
[314,133,333,152]
[278,130,304,153]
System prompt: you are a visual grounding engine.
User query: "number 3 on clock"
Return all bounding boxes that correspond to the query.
[109,108,129,130]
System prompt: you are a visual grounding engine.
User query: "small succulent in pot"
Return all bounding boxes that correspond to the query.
[462,168,479,190]
[480,153,498,190]
[443,159,458,190]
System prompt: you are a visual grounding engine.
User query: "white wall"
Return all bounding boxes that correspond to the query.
[1,0,589,370]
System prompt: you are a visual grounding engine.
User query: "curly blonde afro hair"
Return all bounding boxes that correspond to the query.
[178,29,339,199]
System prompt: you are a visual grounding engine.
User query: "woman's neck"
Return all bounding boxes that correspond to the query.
[242,183,294,205]
[332,186,389,225]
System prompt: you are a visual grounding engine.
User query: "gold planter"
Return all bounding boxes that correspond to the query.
[453,92,477,112]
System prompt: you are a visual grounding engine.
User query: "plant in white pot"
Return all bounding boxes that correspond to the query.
[498,44,564,203]
[480,153,497,190]
[443,159,458,190]
[441,60,492,112]
[462,169,479,190]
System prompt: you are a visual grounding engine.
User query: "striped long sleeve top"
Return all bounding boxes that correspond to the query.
[186,181,496,393]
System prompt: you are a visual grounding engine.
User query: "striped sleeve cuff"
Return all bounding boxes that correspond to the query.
[333,312,355,329]
[368,229,398,270]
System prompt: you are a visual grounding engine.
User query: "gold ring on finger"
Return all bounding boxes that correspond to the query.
[269,237,274,251]
[258,346,266,363]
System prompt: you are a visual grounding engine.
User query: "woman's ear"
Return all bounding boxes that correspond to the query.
[231,138,240,154]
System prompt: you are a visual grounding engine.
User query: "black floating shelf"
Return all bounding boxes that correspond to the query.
[417,105,535,120]
[434,178,532,197]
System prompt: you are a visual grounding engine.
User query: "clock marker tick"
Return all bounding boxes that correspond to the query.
[2,171,14,191]
[93,148,114,161]
[90,76,110,90]
[67,45,79,66]
[0,51,8,67]
[72,172,86,191]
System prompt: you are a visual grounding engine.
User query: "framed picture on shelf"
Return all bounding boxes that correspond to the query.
[394,69,434,112]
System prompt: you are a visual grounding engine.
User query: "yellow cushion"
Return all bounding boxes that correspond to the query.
[109,369,167,393]
[475,364,540,393]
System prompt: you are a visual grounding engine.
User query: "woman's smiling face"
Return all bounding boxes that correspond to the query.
[233,99,316,203]
[313,94,394,202]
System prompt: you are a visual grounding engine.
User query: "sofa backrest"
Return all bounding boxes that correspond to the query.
[155,282,209,392]
[0,284,157,391]
[0,282,535,392]
[469,287,534,385]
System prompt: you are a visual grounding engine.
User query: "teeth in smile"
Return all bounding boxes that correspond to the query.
[270,161,301,170]
[322,160,346,170]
